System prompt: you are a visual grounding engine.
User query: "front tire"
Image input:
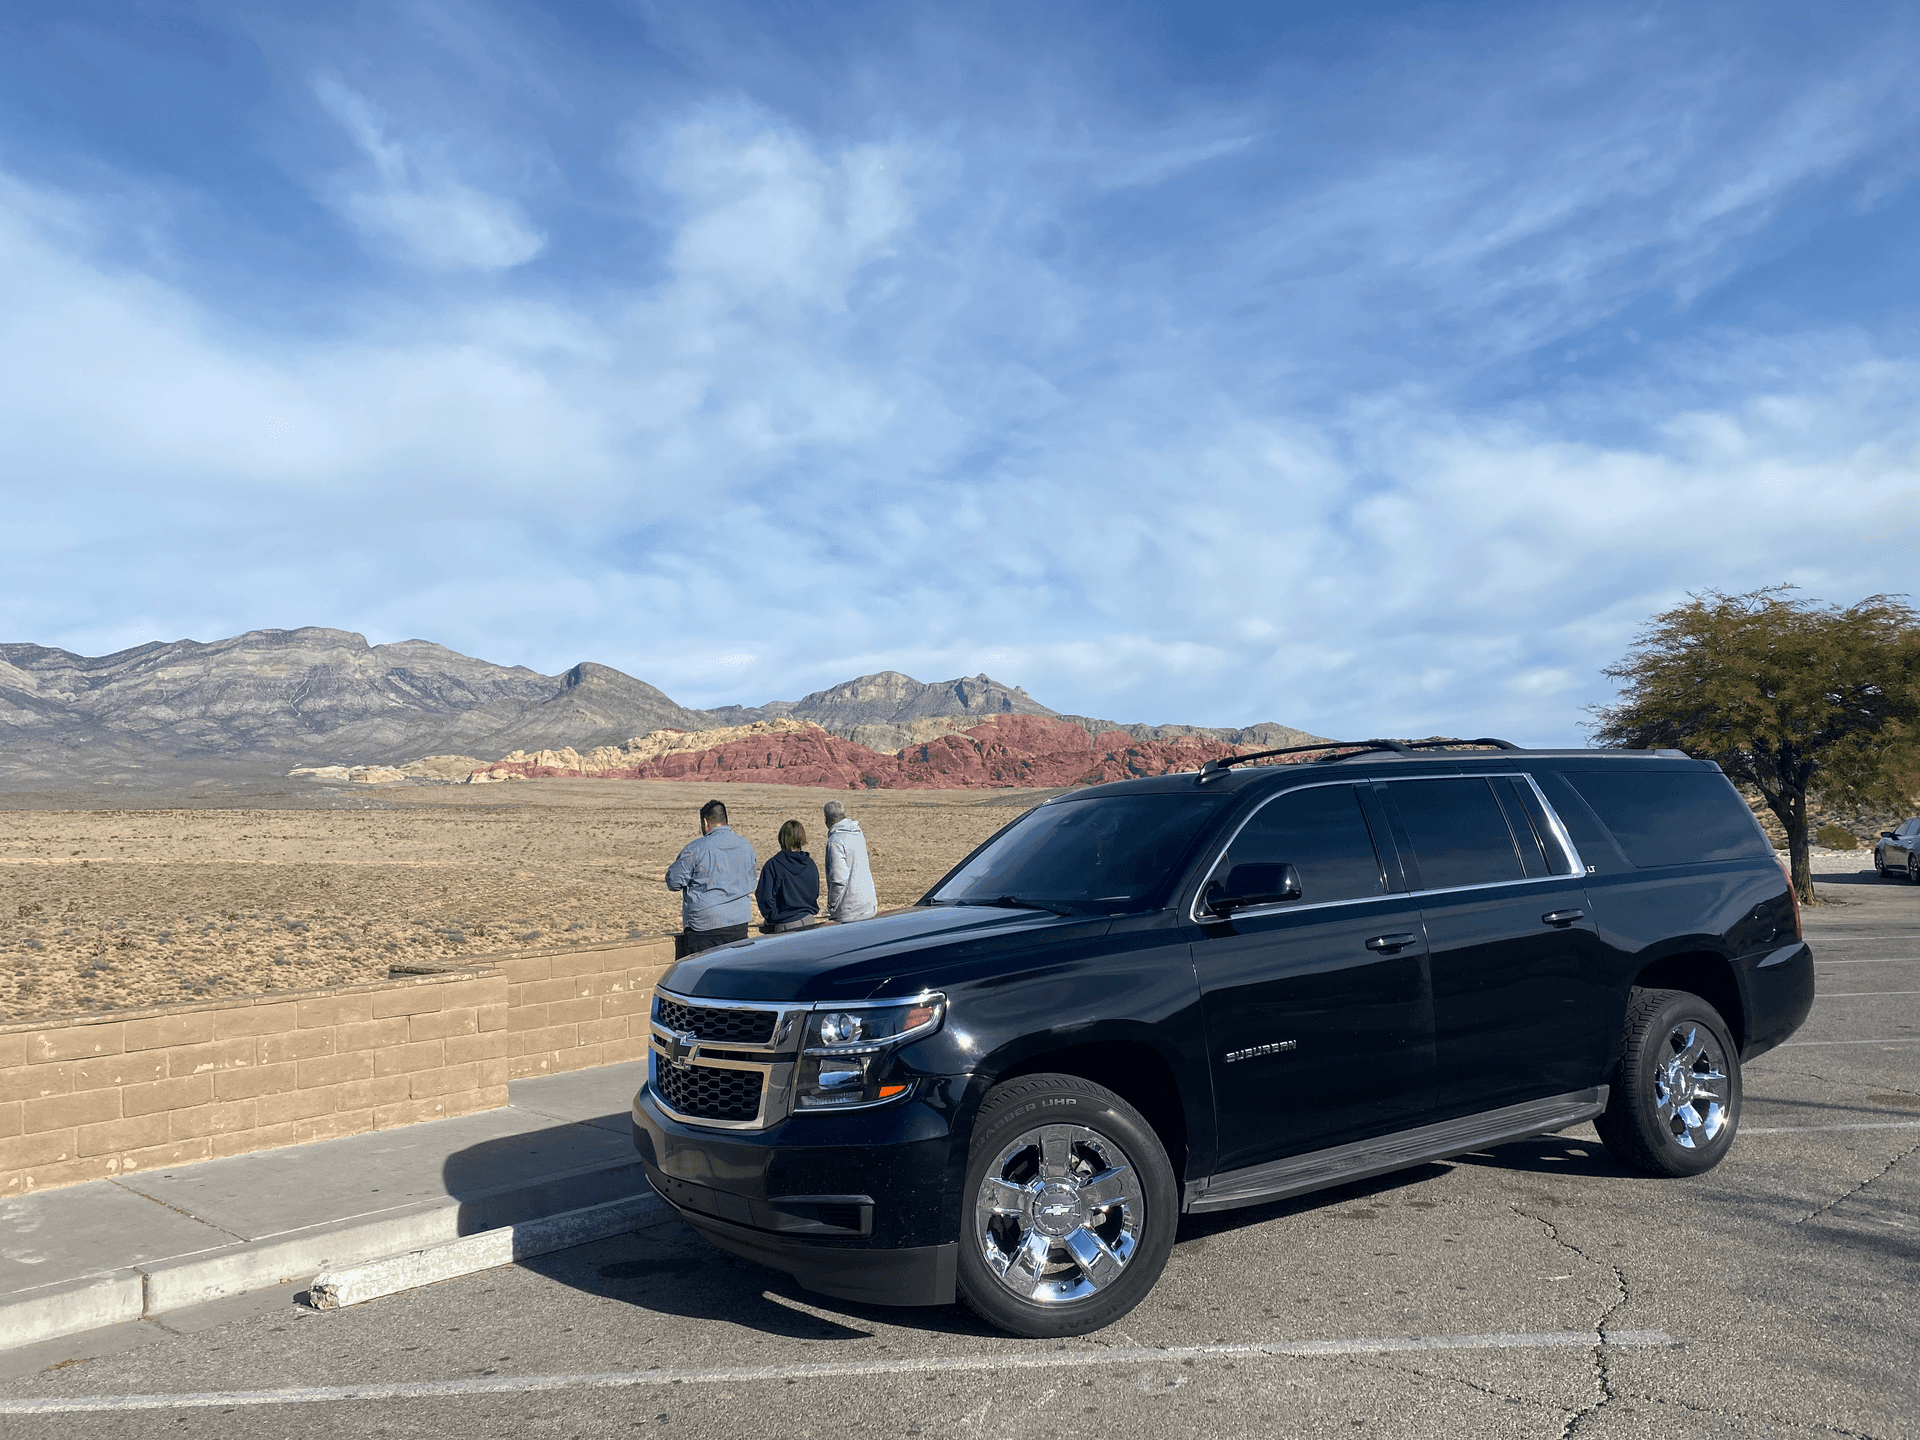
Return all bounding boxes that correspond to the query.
[956,1073,1177,1338]
[1595,988,1742,1177]
[1909,856,1919,886]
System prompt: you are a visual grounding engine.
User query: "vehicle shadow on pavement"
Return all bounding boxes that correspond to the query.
[1173,1138,1631,1244]
[1813,868,1903,887]
[439,1109,649,1236]
[1446,1135,1632,1178]
[1173,1164,1457,1244]
[436,1113,1006,1339]
[514,1218,1010,1342]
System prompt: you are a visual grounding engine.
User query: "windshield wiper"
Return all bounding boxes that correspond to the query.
[954,894,1081,918]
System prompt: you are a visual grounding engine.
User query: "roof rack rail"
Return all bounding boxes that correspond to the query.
[1195,736,1523,783]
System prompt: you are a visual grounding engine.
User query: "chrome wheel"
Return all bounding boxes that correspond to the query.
[1909,856,1919,885]
[1654,1022,1730,1149]
[973,1122,1143,1305]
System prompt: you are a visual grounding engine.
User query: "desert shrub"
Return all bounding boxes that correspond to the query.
[1816,824,1858,850]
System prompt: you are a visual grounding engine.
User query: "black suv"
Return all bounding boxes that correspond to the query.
[630,740,1814,1337]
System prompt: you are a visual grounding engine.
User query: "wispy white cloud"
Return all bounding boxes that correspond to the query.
[2,3,1918,750]
[314,77,546,271]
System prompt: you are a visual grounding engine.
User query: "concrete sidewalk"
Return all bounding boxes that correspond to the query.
[0,1061,655,1350]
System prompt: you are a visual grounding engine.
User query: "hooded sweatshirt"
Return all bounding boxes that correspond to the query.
[825,818,879,922]
[755,848,820,927]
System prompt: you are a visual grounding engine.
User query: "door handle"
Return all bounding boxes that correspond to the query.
[1365,933,1418,952]
[1542,910,1584,926]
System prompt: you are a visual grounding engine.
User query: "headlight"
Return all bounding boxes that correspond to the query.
[794,995,946,1112]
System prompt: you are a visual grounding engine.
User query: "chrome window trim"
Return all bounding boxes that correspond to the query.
[1377,771,1587,886]
[1185,771,1588,925]
[1517,772,1587,878]
[1193,888,1419,925]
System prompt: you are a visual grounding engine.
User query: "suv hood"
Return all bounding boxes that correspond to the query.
[661,904,1109,1002]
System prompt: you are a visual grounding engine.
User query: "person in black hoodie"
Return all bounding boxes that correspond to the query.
[755,820,821,933]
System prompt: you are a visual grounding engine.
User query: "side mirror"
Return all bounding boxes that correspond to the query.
[1881,831,1897,839]
[1205,862,1303,916]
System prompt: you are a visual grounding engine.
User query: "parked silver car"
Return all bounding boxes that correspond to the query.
[1874,817,1920,883]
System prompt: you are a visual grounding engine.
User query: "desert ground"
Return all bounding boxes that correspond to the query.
[0,780,1058,1023]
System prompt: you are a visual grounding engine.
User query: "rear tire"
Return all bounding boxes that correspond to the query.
[956,1073,1177,1338]
[1595,988,1742,1178]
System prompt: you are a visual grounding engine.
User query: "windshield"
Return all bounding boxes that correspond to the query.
[927,793,1229,915]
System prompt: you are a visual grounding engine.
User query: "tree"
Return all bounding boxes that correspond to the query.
[1589,587,1920,901]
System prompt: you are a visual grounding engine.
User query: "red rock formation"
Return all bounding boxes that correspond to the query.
[483,714,1268,790]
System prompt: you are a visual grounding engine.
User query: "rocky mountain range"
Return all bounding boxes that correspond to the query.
[0,627,1321,790]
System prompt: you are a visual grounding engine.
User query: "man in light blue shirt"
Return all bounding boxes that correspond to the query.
[665,799,758,955]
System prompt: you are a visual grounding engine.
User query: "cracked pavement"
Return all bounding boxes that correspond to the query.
[0,867,1914,1438]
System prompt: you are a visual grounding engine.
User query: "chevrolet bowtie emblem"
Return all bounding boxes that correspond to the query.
[668,1029,699,1068]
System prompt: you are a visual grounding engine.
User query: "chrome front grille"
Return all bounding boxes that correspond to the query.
[647,989,802,1131]
[655,998,778,1045]
[652,1060,765,1123]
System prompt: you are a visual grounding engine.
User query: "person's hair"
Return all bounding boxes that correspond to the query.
[778,819,808,852]
[823,800,846,826]
[700,799,728,827]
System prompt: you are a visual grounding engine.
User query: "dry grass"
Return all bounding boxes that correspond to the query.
[0,779,1047,1022]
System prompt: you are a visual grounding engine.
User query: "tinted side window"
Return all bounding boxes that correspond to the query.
[1496,777,1575,877]
[1211,784,1385,904]
[1386,778,1526,890]
[1564,769,1774,867]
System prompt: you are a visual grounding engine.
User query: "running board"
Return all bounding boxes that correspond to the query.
[1185,1087,1609,1214]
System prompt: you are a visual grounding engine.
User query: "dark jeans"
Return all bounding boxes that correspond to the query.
[675,923,750,958]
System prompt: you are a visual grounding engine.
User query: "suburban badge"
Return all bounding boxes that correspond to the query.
[1224,1039,1297,1063]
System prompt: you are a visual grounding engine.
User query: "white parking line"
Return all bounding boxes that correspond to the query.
[1815,991,1920,998]
[1816,959,1920,965]
[1778,1038,1920,1047]
[0,1330,1677,1414]
[1743,1121,1920,1134]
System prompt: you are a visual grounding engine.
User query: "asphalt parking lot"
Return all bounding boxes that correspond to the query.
[2,863,1915,1439]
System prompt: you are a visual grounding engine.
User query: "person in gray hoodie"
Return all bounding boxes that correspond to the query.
[822,799,878,922]
[665,798,758,956]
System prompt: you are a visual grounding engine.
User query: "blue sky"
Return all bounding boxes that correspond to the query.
[2,1,1916,744]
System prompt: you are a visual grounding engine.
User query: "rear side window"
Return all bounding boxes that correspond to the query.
[1385,777,1526,890]
[1563,769,1774,867]
[1495,777,1575,878]
[1209,784,1386,905]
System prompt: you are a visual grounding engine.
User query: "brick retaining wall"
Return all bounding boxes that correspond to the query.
[497,938,676,1080]
[0,935,680,1197]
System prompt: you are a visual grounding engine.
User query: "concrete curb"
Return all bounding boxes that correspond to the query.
[0,1271,146,1352]
[0,1160,655,1352]
[309,1192,667,1309]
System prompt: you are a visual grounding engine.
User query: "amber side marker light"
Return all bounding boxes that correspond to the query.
[877,1085,909,1099]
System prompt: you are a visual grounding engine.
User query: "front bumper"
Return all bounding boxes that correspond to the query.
[631,1079,965,1307]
